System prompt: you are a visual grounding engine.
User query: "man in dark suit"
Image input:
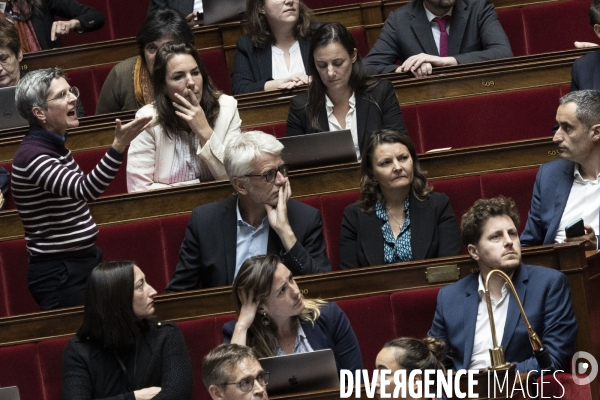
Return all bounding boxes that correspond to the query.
[165,131,331,292]
[521,90,600,249]
[429,197,577,373]
[570,0,600,91]
[363,0,512,77]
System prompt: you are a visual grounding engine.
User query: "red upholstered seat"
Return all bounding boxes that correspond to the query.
[417,87,561,151]
[249,123,287,138]
[349,27,369,58]
[65,69,97,116]
[178,317,221,400]
[496,8,526,57]
[522,1,598,55]
[38,337,71,400]
[537,372,592,400]
[108,0,150,40]
[96,219,169,292]
[297,195,322,211]
[401,105,422,153]
[72,147,128,197]
[159,213,192,281]
[91,64,116,115]
[336,295,396,370]
[480,168,538,233]
[319,191,361,270]
[391,286,441,338]
[0,239,39,315]
[200,48,232,95]
[0,343,43,399]
[560,84,571,96]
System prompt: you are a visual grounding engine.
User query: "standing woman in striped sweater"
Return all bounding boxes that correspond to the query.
[11,68,152,311]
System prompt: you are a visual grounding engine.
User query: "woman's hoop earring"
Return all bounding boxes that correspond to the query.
[261,312,270,326]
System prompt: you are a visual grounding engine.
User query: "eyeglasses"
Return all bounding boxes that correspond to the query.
[44,86,80,104]
[223,372,270,392]
[244,164,289,183]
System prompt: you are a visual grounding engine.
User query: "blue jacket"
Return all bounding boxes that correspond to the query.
[222,302,363,373]
[428,263,577,373]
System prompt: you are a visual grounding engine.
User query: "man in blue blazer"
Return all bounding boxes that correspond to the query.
[429,197,577,373]
[363,0,512,77]
[521,91,600,249]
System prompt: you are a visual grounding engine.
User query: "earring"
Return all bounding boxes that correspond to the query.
[42,118,46,123]
[261,312,270,326]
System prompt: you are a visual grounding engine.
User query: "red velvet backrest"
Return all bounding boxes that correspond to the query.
[349,27,369,58]
[71,147,128,197]
[91,64,116,115]
[390,286,441,339]
[496,8,526,57]
[159,213,193,282]
[177,317,221,400]
[0,239,39,315]
[38,337,71,400]
[560,84,571,96]
[56,0,113,47]
[96,219,169,292]
[249,123,287,138]
[303,0,359,7]
[296,195,322,211]
[200,48,232,95]
[336,295,396,370]
[400,105,422,153]
[0,344,43,399]
[319,191,361,270]
[214,313,238,344]
[0,162,15,210]
[417,87,561,151]
[65,69,97,116]
[480,168,538,233]
[522,1,598,55]
[538,373,592,400]
[108,0,150,40]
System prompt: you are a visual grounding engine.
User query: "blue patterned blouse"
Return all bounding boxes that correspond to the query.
[375,197,413,263]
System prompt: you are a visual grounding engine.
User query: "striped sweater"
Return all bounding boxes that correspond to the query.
[11,128,123,257]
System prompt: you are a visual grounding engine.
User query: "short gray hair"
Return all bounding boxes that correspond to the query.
[202,344,258,389]
[224,131,284,178]
[16,67,66,126]
[559,90,600,131]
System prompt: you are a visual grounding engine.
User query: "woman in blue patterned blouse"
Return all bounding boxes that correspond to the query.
[339,129,461,269]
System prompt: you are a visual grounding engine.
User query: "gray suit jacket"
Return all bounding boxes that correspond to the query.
[364,0,512,74]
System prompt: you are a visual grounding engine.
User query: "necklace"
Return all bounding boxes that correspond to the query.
[387,207,404,227]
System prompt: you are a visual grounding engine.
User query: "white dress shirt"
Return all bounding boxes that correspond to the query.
[469,274,511,370]
[325,92,360,160]
[554,164,600,246]
[423,6,453,54]
[235,199,270,278]
[271,41,306,80]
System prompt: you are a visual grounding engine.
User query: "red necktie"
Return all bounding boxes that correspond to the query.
[433,16,450,57]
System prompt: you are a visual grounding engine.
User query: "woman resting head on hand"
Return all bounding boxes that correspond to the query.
[62,261,193,400]
[223,254,363,372]
[126,42,242,193]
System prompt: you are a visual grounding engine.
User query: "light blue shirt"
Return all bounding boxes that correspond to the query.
[235,200,270,278]
[275,324,314,355]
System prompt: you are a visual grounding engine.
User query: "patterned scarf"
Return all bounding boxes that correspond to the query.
[6,1,41,53]
[133,56,154,108]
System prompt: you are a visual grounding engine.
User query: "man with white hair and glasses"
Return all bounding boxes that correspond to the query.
[165,131,331,292]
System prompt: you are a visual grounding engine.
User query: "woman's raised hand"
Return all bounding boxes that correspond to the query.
[173,92,213,146]
[112,116,153,153]
[231,289,260,346]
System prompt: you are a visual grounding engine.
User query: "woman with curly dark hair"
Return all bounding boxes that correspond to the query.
[286,22,407,160]
[127,42,241,193]
[231,0,317,94]
[339,129,460,269]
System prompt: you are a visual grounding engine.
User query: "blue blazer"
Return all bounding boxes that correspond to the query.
[222,302,363,373]
[428,264,577,373]
[520,159,577,246]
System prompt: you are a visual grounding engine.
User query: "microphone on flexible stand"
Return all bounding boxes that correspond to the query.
[484,269,552,370]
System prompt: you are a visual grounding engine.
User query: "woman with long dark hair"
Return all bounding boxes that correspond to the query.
[340,129,460,269]
[127,42,241,193]
[62,261,193,399]
[286,22,408,160]
[96,8,194,114]
[223,254,363,372]
[231,0,316,94]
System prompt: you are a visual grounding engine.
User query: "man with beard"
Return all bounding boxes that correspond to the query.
[165,131,331,292]
[203,344,269,400]
[522,90,600,249]
[428,197,577,373]
[363,0,512,77]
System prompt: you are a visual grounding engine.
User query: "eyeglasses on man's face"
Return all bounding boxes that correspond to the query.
[223,372,270,392]
[244,164,289,183]
[44,86,80,104]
